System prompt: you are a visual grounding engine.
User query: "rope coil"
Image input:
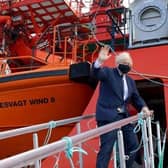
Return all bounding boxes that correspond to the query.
[62,136,87,159]
[133,112,144,133]
[48,121,57,128]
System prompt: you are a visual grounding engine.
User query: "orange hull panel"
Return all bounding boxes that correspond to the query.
[0,69,93,158]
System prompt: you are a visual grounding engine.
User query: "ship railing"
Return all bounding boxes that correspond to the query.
[51,26,95,64]
[0,114,95,140]
[45,1,132,65]
[0,113,160,168]
[0,55,49,75]
[0,113,95,168]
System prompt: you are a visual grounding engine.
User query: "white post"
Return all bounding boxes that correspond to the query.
[117,130,126,168]
[113,142,117,168]
[147,117,155,168]
[33,133,40,168]
[77,123,83,168]
[141,120,150,168]
[156,121,162,157]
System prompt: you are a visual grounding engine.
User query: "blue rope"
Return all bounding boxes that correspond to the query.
[43,121,57,145]
[133,112,144,133]
[62,136,88,159]
[48,121,57,128]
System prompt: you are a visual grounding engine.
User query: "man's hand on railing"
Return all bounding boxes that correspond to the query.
[141,106,154,118]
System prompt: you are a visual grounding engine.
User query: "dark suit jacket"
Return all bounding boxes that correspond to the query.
[92,63,146,121]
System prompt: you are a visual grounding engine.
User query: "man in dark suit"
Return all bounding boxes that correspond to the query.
[92,46,153,168]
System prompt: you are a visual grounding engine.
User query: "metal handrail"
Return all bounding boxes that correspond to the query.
[0,114,95,140]
[0,115,139,168]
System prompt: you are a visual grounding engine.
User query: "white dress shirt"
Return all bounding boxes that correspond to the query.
[94,59,102,68]
[123,75,128,100]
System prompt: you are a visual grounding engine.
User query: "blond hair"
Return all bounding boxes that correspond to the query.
[115,52,133,67]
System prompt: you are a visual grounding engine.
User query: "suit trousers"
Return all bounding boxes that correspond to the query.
[96,114,139,168]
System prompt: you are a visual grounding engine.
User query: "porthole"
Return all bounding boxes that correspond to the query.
[134,2,167,32]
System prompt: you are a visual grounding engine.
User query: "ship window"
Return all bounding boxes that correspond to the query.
[140,7,161,27]
[134,3,167,32]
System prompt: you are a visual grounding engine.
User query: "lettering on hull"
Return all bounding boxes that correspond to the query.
[0,97,56,108]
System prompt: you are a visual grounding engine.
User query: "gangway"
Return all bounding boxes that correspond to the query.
[0,113,160,168]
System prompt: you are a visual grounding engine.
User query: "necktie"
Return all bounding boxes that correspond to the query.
[122,75,128,100]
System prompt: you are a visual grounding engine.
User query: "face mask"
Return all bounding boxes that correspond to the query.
[118,64,131,74]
